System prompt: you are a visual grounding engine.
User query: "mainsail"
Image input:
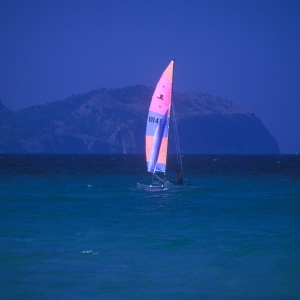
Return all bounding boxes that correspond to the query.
[146,61,174,173]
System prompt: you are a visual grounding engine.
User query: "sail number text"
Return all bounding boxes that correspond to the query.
[148,116,161,124]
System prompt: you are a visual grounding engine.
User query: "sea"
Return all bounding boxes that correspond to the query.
[0,154,299,299]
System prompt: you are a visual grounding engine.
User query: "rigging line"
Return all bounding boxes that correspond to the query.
[173,103,180,166]
[171,100,185,185]
[171,101,180,163]
[139,175,154,184]
[151,163,166,184]
[155,173,165,183]
[151,164,157,184]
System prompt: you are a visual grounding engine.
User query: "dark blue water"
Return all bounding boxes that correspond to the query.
[1,154,299,299]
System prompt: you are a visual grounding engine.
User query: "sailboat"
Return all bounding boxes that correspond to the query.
[137,61,192,191]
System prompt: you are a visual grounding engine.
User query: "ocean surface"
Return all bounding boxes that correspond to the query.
[0,154,299,299]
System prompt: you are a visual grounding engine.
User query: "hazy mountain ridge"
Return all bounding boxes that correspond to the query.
[0,86,279,154]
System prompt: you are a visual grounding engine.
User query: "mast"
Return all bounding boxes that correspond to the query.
[164,60,174,179]
[168,60,185,186]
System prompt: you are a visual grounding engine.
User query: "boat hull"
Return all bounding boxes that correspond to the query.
[137,182,197,191]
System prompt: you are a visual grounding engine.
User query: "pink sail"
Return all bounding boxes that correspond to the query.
[146,61,174,173]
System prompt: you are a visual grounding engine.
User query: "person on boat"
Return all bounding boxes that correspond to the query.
[176,168,183,185]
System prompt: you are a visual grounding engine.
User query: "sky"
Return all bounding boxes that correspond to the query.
[0,0,299,153]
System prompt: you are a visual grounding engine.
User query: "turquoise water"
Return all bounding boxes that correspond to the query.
[0,154,299,299]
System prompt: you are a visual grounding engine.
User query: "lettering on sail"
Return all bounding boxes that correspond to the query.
[148,116,161,124]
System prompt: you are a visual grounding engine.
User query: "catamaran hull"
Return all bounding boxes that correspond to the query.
[137,182,197,191]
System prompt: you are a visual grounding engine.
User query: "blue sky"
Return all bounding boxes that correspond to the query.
[1,0,299,153]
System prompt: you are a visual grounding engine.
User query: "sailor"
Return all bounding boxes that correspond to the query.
[176,168,183,185]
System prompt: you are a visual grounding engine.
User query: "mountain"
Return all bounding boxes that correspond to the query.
[0,101,12,118]
[0,86,279,154]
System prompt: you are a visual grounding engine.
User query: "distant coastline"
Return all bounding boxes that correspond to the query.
[0,86,279,154]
